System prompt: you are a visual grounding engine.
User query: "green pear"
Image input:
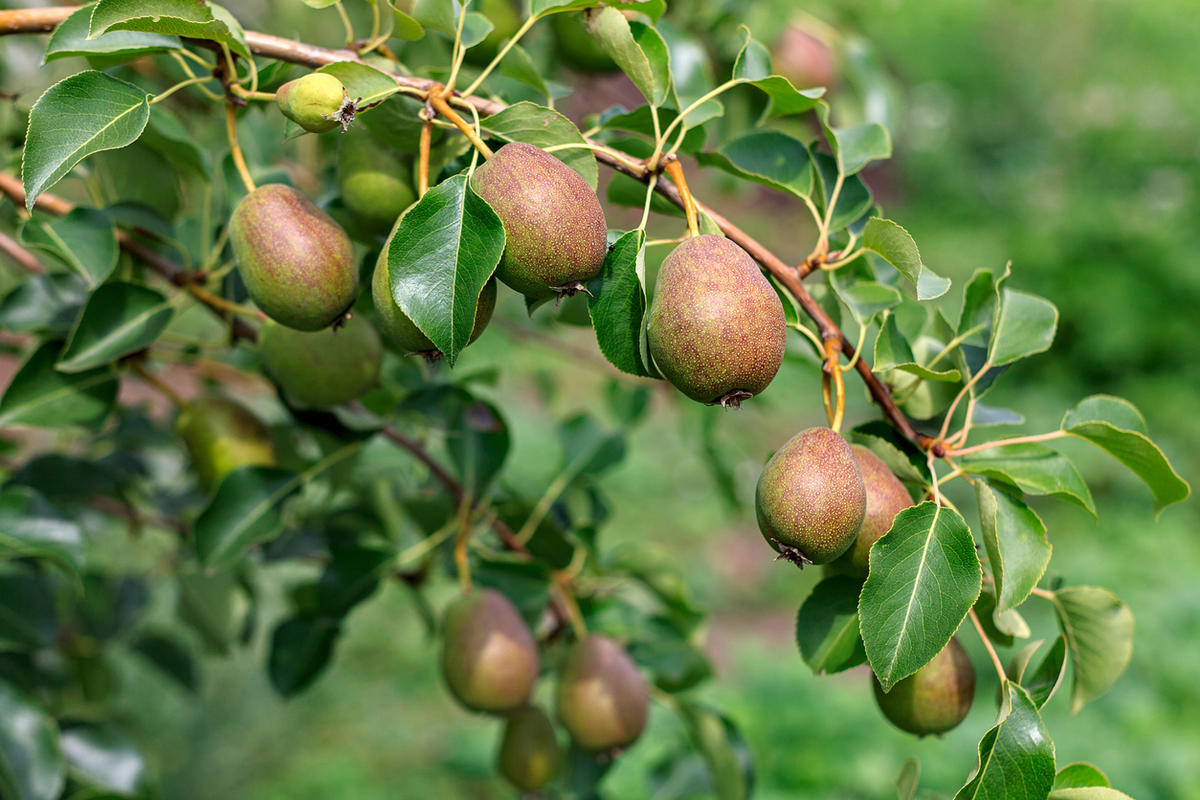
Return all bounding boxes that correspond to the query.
[441,589,539,714]
[756,427,865,565]
[337,129,416,233]
[646,234,786,406]
[874,637,976,736]
[497,705,562,792]
[229,184,358,331]
[276,73,347,133]
[176,395,275,491]
[258,315,382,407]
[556,635,648,752]
[832,445,914,577]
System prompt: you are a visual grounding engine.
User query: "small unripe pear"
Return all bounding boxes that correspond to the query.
[176,395,275,491]
[556,635,648,752]
[646,234,786,407]
[337,130,416,232]
[756,427,866,565]
[229,184,358,332]
[258,315,382,408]
[441,589,539,714]
[371,247,496,356]
[874,637,976,736]
[833,445,914,577]
[276,73,347,133]
[497,705,562,792]
[470,142,607,299]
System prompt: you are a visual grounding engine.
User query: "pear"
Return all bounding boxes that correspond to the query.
[470,142,607,299]
[276,73,347,133]
[646,234,786,406]
[258,315,381,408]
[337,130,416,233]
[832,445,914,577]
[497,705,562,792]
[441,589,539,714]
[874,637,976,736]
[756,427,865,565]
[176,395,275,491]
[556,635,648,752]
[229,184,358,331]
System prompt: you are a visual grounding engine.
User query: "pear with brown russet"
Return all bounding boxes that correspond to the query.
[440,589,539,714]
[556,635,648,752]
[832,445,914,577]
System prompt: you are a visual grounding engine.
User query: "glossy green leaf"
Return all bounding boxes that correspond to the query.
[976,480,1051,616]
[593,8,658,104]
[410,0,492,48]
[862,218,950,301]
[696,130,814,200]
[21,71,150,209]
[18,209,118,290]
[961,444,1096,517]
[815,103,892,175]
[389,4,425,40]
[0,679,65,800]
[557,414,626,480]
[90,0,251,60]
[795,575,867,675]
[0,488,84,580]
[895,758,920,800]
[43,5,179,62]
[587,229,653,377]
[958,268,1000,345]
[1052,763,1111,790]
[0,273,87,336]
[1023,633,1068,709]
[480,102,598,189]
[532,0,666,21]
[1060,395,1190,515]
[989,288,1058,366]
[57,283,175,373]
[731,31,825,117]
[498,43,552,101]
[59,725,149,796]
[268,615,340,697]
[848,421,931,486]
[0,342,117,429]
[832,279,902,325]
[874,314,961,381]
[675,701,751,800]
[859,502,981,690]
[813,153,873,233]
[387,174,505,367]
[317,61,400,107]
[194,467,303,569]
[1051,585,1134,713]
[954,684,1055,800]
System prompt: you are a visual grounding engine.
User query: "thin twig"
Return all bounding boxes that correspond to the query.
[946,430,1068,458]
[969,607,1008,685]
[662,157,699,238]
[0,231,45,274]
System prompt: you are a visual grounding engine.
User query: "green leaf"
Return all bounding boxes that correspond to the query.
[0,680,65,800]
[696,130,814,201]
[142,106,210,176]
[961,444,1096,517]
[18,209,118,290]
[675,701,751,800]
[0,488,84,581]
[532,0,666,21]
[989,288,1058,366]
[859,502,981,690]
[592,8,658,105]
[44,5,179,62]
[268,615,340,697]
[731,31,825,117]
[317,61,400,107]
[194,467,303,569]
[954,684,1055,800]
[795,575,867,675]
[59,725,150,796]
[0,342,118,429]
[815,103,892,175]
[831,278,902,326]
[131,632,198,692]
[587,229,653,377]
[387,174,505,367]
[975,480,1051,617]
[895,758,921,800]
[862,218,950,301]
[176,569,242,655]
[1051,585,1134,713]
[498,44,551,101]
[1052,763,1111,790]
[958,268,1000,346]
[57,283,175,373]
[557,414,626,479]
[874,314,961,381]
[848,421,931,486]
[480,102,598,189]
[0,273,87,336]
[89,0,251,60]
[1060,395,1190,515]
[410,0,492,48]
[813,154,873,233]
[1049,789,1135,800]
[1023,633,1068,709]
[21,71,150,209]
[389,4,425,40]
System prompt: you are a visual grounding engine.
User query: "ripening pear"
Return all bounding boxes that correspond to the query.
[832,445,914,577]
[646,235,786,406]
[497,705,562,792]
[176,395,275,491]
[441,589,539,714]
[755,427,866,565]
[275,73,347,133]
[371,246,496,356]
[874,637,976,736]
[258,315,382,408]
[556,635,648,752]
[229,184,358,331]
[337,130,416,232]
[470,142,607,299]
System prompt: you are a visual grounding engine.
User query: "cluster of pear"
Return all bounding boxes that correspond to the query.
[441,589,649,791]
[755,428,976,734]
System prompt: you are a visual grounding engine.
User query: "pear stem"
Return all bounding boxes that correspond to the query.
[429,88,493,159]
[821,335,845,432]
[225,103,257,194]
[186,284,268,321]
[129,361,186,409]
[969,607,1009,685]
[453,497,473,592]
[663,157,699,238]
[418,111,433,197]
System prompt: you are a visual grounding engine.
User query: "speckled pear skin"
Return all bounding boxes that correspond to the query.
[441,589,539,714]
[873,637,976,736]
[834,445,915,577]
[371,246,497,354]
[276,73,345,133]
[176,395,275,491]
[646,235,786,404]
[230,184,358,332]
[756,427,866,564]
[497,705,562,792]
[337,130,416,232]
[556,635,648,752]
[258,315,381,408]
[470,142,607,299]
